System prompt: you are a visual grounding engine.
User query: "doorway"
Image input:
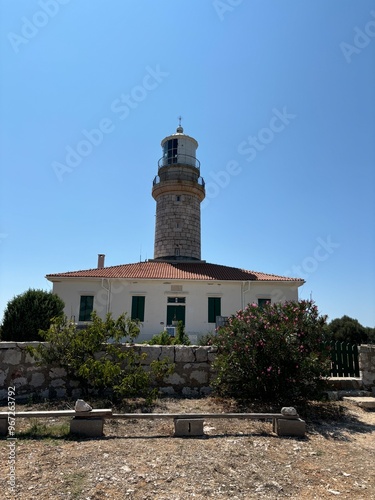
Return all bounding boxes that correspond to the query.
[167,305,185,326]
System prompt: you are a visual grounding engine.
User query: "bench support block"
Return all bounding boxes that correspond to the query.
[70,417,104,437]
[174,418,204,437]
[0,417,8,437]
[275,418,306,437]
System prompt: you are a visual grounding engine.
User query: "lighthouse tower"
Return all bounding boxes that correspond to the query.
[152,123,205,261]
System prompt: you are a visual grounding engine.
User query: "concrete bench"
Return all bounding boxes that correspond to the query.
[111,412,306,437]
[0,408,305,438]
[0,409,112,438]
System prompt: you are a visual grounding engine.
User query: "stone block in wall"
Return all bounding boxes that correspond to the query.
[165,372,186,386]
[71,388,82,399]
[30,372,45,388]
[54,388,67,398]
[0,368,9,386]
[49,367,67,378]
[194,347,208,362]
[175,346,195,363]
[159,346,175,361]
[40,389,50,399]
[25,351,37,364]
[13,377,27,388]
[207,346,217,363]
[5,350,22,365]
[140,346,161,363]
[160,386,176,395]
[0,340,17,353]
[190,369,209,385]
[51,378,65,388]
[359,344,375,389]
[182,387,200,397]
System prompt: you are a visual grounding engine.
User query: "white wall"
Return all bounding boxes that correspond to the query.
[51,278,300,341]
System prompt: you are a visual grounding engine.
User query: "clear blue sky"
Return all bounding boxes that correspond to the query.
[1,0,374,327]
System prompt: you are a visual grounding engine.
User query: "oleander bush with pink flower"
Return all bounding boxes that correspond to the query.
[211,300,331,402]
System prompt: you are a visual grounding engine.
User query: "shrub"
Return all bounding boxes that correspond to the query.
[146,330,175,345]
[211,300,330,402]
[198,331,217,346]
[175,321,190,345]
[1,289,65,341]
[145,321,191,345]
[27,312,174,402]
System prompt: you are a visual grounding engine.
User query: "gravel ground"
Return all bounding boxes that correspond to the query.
[1,396,375,499]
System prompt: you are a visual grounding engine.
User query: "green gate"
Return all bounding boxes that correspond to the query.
[329,341,359,377]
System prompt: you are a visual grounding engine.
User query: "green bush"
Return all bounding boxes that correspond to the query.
[145,321,191,345]
[211,300,330,402]
[198,331,217,346]
[1,289,65,341]
[175,321,190,345]
[146,330,175,345]
[28,312,174,402]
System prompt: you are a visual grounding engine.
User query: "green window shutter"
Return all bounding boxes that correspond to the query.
[208,297,221,323]
[258,298,270,309]
[79,296,94,321]
[131,296,145,322]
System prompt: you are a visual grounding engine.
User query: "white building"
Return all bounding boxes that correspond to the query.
[47,125,304,341]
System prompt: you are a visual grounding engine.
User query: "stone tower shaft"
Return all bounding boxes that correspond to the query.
[152,126,205,261]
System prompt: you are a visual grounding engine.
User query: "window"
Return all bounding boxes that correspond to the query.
[175,247,180,256]
[208,297,221,323]
[258,298,270,308]
[163,138,178,164]
[167,297,186,303]
[131,296,145,322]
[176,195,181,202]
[79,295,94,321]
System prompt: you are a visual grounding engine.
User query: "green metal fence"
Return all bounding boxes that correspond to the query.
[328,341,360,377]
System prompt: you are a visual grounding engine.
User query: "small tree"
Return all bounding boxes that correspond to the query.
[1,289,65,341]
[211,300,330,402]
[28,311,174,401]
[175,321,191,345]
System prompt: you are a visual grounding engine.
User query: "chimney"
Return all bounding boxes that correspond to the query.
[97,254,105,269]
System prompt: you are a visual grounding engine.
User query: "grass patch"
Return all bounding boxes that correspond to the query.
[17,418,70,439]
[62,471,87,498]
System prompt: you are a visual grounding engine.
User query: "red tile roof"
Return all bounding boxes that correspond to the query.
[46,261,303,283]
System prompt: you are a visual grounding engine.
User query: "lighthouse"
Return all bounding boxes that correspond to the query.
[152,123,205,261]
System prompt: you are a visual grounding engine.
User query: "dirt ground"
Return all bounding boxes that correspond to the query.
[1,396,374,500]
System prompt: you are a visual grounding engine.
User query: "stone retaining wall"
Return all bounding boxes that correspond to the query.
[1,342,374,402]
[0,342,217,401]
[359,344,375,389]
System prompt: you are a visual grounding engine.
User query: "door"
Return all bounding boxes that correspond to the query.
[167,305,185,326]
